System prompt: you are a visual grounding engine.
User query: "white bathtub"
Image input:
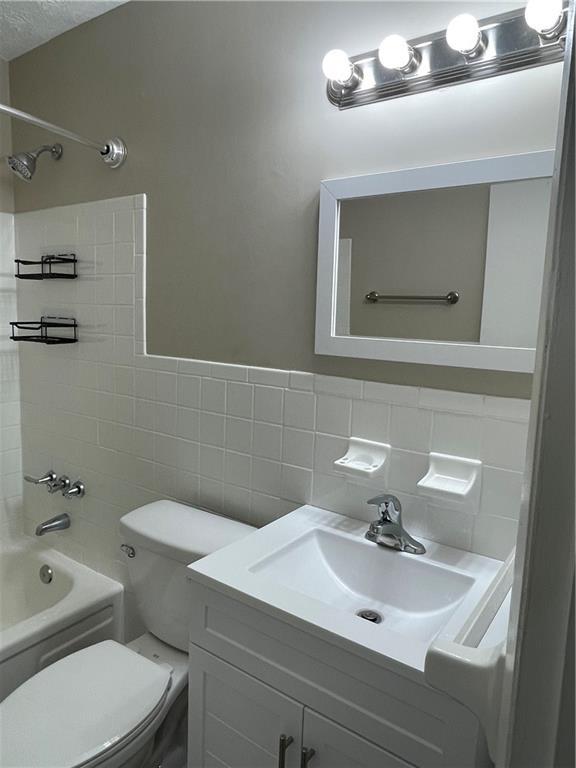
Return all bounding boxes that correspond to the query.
[0,539,123,700]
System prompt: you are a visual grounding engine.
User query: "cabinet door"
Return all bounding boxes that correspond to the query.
[188,645,303,768]
[302,710,413,768]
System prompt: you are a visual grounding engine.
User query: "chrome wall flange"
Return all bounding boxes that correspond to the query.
[101,136,127,169]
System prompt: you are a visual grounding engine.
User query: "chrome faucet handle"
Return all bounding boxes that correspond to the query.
[24,470,57,486]
[367,493,401,508]
[47,475,70,494]
[62,480,85,499]
[367,493,402,524]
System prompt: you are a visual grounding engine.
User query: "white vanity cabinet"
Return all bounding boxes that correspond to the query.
[303,710,411,768]
[187,583,492,768]
[188,647,405,768]
[188,646,303,767]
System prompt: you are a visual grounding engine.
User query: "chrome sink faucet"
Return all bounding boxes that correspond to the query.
[365,494,426,555]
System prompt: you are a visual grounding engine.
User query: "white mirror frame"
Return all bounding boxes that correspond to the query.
[315,151,555,372]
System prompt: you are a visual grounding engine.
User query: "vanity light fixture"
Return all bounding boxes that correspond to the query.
[323,5,568,109]
[445,14,485,57]
[321,49,362,91]
[525,0,565,39]
[378,34,419,72]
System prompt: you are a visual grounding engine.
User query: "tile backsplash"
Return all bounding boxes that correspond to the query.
[0,211,22,541]
[15,195,529,606]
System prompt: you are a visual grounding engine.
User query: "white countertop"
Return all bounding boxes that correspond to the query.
[187,506,505,677]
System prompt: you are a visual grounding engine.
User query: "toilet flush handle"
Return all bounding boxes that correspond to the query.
[120,544,136,558]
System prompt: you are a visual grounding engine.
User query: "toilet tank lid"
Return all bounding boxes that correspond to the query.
[120,500,255,564]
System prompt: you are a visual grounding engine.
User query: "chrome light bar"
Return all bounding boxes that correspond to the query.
[326,6,568,109]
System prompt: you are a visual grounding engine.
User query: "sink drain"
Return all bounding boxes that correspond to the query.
[356,609,383,624]
[39,565,53,584]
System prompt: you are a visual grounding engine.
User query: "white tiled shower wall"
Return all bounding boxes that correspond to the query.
[16,195,529,600]
[0,211,22,540]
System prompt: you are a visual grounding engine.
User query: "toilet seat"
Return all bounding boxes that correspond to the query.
[0,640,172,768]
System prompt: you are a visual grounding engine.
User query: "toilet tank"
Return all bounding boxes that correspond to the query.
[119,501,255,651]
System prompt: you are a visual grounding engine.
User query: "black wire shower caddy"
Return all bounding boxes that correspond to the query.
[10,316,78,345]
[15,253,77,280]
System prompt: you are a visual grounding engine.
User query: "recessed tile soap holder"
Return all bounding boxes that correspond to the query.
[334,437,390,480]
[417,452,482,504]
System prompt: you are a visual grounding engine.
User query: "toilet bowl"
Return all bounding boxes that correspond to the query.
[0,501,255,768]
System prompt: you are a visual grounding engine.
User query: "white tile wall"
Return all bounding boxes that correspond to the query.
[15,196,532,620]
[0,211,23,542]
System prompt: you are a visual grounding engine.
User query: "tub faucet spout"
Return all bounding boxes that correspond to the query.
[35,513,70,536]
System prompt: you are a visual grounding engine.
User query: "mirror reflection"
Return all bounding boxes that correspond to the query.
[335,178,552,348]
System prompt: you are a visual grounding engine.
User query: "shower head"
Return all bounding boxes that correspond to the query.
[6,143,63,182]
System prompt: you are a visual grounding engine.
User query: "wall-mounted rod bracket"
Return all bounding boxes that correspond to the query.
[0,103,127,168]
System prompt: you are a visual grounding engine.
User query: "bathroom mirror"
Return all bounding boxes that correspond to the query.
[315,152,555,372]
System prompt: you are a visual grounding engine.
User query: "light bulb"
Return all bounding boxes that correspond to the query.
[322,49,353,83]
[525,0,564,36]
[446,14,482,55]
[378,35,416,71]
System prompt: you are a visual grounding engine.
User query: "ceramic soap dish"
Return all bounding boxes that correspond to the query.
[334,438,390,481]
[417,452,482,505]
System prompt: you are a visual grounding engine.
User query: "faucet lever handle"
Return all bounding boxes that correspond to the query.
[47,475,70,494]
[24,470,57,486]
[62,480,85,499]
[367,493,401,509]
[367,493,402,523]
[367,493,391,507]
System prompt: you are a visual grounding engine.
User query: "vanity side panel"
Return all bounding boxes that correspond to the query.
[189,584,490,768]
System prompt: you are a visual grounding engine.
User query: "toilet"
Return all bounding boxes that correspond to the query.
[0,501,255,768]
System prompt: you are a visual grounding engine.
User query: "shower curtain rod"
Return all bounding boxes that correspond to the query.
[0,102,127,168]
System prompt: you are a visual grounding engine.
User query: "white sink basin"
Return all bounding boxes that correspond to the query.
[188,505,504,673]
[249,527,474,644]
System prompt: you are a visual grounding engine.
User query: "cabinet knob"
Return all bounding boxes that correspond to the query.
[300,746,316,767]
[278,735,294,768]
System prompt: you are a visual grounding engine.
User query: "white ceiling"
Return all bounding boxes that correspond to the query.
[0,1,520,62]
[0,0,129,61]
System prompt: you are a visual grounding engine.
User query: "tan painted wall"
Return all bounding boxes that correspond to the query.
[0,57,13,213]
[9,2,563,396]
[342,185,490,341]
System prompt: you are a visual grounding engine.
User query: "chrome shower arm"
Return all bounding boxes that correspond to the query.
[0,102,127,168]
[0,102,106,152]
[34,145,61,158]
